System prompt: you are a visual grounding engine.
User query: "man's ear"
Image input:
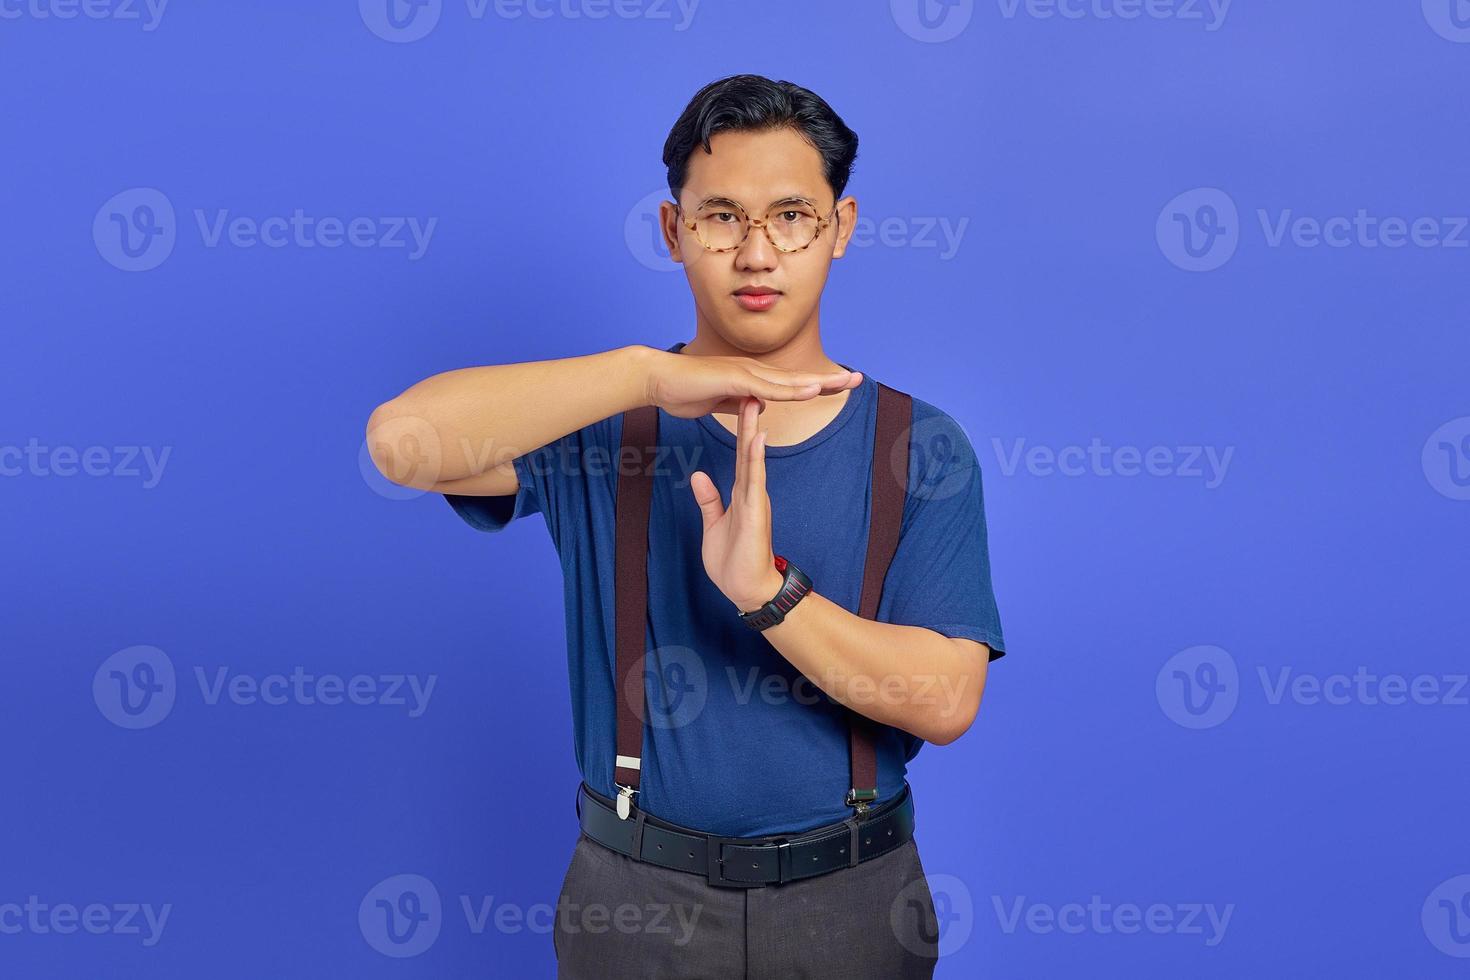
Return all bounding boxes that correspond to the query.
[830,195,858,259]
[660,200,685,263]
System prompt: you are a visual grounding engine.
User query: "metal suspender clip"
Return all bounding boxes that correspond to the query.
[616,783,638,820]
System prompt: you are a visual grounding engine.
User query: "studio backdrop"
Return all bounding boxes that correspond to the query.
[3,1,1467,977]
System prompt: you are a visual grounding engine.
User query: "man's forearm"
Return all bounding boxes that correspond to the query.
[753,588,989,745]
[367,344,653,488]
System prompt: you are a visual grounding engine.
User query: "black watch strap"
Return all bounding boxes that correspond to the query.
[738,556,812,631]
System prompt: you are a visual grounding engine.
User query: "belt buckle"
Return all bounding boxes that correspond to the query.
[704,835,779,889]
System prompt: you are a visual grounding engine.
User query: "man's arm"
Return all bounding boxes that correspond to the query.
[753,589,990,746]
[365,345,863,492]
[365,345,653,492]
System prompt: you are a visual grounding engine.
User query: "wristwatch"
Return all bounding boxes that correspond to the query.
[738,555,812,630]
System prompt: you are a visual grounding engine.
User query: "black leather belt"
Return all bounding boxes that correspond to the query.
[575,781,916,889]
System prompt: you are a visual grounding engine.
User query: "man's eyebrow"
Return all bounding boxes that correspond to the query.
[694,193,821,209]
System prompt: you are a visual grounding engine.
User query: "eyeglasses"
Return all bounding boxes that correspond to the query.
[675,198,838,253]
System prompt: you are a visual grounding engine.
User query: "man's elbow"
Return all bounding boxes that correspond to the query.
[365,399,440,489]
[926,703,979,746]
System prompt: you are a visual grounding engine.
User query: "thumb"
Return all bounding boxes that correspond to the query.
[689,471,725,532]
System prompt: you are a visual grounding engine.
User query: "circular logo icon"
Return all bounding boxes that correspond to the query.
[359,0,442,43]
[1423,0,1470,43]
[360,873,442,957]
[1422,417,1470,501]
[627,645,708,731]
[1423,875,1470,957]
[1156,645,1238,729]
[1156,188,1239,272]
[890,0,974,43]
[624,189,679,272]
[892,411,977,504]
[93,645,176,729]
[94,188,176,273]
[360,414,443,501]
[891,870,974,957]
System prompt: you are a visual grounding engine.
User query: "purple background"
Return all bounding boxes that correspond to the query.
[3,0,1468,976]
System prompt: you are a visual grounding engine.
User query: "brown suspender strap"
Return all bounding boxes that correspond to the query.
[612,380,913,817]
[849,381,913,807]
[613,404,659,802]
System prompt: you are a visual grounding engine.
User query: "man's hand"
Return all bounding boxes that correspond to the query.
[690,396,789,612]
[645,348,860,419]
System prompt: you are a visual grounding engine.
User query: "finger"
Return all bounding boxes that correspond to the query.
[689,471,725,533]
[732,396,756,498]
[712,394,766,416]
[741,376,825,403]
[746,428,767,509]
[747,366,861,395]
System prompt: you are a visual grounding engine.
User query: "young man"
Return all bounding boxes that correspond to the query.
[366,74,1005,979]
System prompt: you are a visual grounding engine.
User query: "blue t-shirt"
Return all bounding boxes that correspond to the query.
[444,344,1006,836]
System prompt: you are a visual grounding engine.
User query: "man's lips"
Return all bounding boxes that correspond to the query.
[733,288,781,311]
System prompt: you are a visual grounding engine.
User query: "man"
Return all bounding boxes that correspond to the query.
[366,73,1005,979]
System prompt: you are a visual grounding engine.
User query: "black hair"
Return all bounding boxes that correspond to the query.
[662,74,859,206]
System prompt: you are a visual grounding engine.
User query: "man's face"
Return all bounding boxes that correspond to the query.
[661,127,857,354]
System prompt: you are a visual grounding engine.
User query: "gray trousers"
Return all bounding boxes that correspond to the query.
[552,829,941,978]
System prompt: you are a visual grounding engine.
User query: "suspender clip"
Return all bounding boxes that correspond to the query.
[616,783,638,820]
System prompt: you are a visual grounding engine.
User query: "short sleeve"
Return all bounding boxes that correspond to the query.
[442,416,617,552]
[877,406,1007,661]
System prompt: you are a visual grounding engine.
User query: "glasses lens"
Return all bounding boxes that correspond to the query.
[765,203,821,250]
[693,207,747,250]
